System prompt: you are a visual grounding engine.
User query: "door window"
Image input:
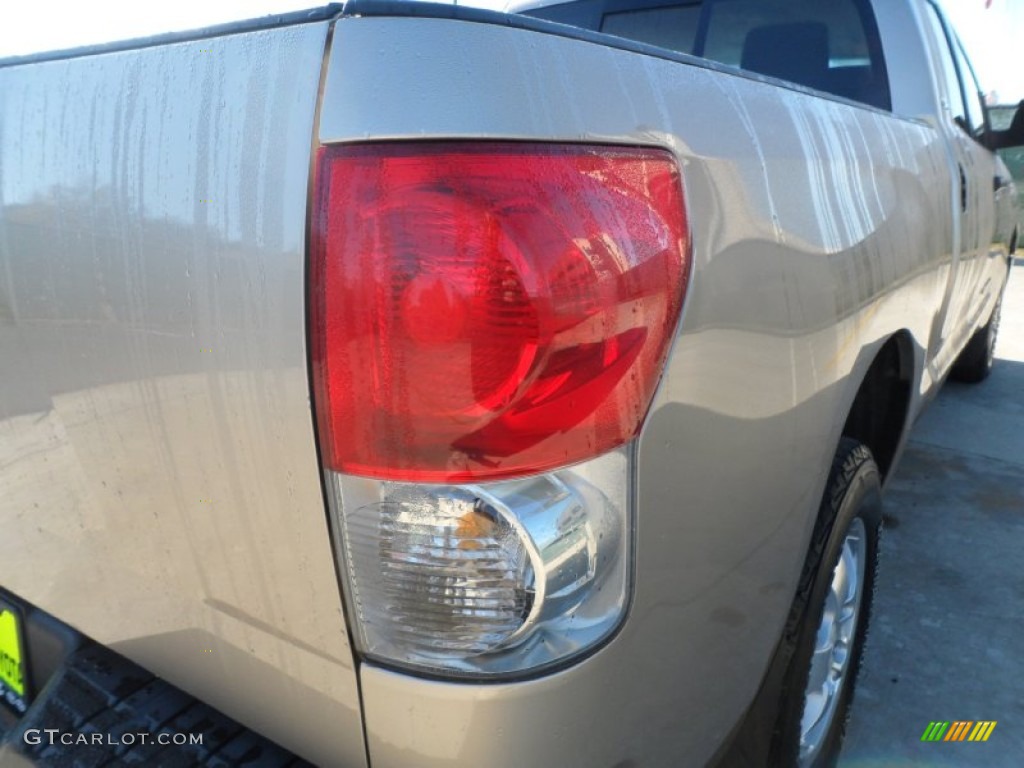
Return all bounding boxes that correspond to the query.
[921,2,972,137]
[952,37,988,143]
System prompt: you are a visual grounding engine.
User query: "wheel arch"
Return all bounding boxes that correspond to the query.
[839,330,916,482]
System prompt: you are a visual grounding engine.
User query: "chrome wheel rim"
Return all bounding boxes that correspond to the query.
[798,517,867,766]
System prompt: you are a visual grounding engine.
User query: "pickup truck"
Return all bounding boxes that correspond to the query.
[0,0,1020,766]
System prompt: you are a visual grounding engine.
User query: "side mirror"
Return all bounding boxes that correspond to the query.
[988,99,1024,150]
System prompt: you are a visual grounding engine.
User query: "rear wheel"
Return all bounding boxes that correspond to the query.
[770,438,882,767]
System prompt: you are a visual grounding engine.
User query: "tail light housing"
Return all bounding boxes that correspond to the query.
[311,142,689,677]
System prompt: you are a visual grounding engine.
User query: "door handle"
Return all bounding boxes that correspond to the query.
[959,164,967,212]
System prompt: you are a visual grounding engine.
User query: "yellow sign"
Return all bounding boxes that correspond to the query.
[0,609,25,697]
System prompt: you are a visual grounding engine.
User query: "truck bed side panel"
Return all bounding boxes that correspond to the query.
[0,22,365,767]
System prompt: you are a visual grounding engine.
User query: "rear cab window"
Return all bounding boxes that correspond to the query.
[523,0,892,110]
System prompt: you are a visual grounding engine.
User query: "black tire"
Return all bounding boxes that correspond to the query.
[951,296,1002,383]
[768,438,882,767]
[710,439,882,768]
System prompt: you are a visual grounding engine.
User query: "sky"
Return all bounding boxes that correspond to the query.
[0,0,1021,103]
[941,0,1024,104]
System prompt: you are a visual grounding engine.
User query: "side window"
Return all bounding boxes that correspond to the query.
[952,37,987,142]
[920,3,969,134]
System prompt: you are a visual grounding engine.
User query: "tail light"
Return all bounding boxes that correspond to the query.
[311,142,689,677]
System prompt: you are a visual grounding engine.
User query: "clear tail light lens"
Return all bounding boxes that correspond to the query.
[311,142,689,676]
[329,448,629,675]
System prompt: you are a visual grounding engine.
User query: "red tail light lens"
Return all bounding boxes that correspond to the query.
[311,142,689,482]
